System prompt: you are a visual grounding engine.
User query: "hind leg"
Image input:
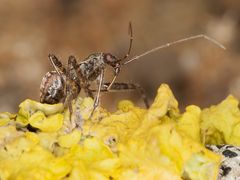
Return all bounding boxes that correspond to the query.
[90,82,149,108]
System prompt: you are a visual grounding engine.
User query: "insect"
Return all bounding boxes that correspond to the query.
[40,22,225,121]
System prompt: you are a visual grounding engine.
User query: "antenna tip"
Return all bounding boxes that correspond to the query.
[221,45,227,50]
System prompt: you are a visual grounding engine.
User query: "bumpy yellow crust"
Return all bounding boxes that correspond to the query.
[2,83,237,180]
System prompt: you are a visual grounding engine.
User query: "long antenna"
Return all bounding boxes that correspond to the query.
[123,34,226,65]
[121,21,133,61]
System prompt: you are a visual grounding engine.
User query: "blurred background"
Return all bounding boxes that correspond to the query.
[0,0,239,112]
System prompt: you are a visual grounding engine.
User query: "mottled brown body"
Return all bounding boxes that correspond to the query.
[40,23,137,120]
[78,53,106,81]
[39,51,149,122]
[40,23,224,121]
[40,49,148,120]
[40,71,65,104]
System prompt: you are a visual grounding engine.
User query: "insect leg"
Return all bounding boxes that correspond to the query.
[107,66,120,91]
[64,79,74,121]
[91,82,149,108]
[89,69,104,119]
[65,56,81,121]
[48,54,66,75]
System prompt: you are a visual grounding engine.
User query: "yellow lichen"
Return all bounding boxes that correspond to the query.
[2,83,240,179]
[58,130,82,148]
[201,95,240,145]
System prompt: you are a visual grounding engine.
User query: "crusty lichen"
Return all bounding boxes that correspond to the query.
[2,83,240,179]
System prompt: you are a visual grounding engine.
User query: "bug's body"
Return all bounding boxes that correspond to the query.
[39,50,125,121]
[78,53,106,81]
[40,22,225,122]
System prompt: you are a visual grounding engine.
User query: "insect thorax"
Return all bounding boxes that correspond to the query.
[79,53,105,81]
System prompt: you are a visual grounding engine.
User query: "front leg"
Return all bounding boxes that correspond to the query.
[89,69,104,119]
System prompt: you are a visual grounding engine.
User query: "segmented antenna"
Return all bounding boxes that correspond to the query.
[121,21,133,61]
[123,34,226,65]
[107,22,133,91]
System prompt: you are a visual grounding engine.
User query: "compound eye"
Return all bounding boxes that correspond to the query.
[106,54,113,61]
[104,53,117,65]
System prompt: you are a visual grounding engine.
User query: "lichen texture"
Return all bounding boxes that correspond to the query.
[1,84,240,179]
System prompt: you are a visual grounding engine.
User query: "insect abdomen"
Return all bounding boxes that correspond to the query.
[40,71,65,104]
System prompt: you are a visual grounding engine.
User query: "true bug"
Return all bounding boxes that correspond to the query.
[40,22,225,121]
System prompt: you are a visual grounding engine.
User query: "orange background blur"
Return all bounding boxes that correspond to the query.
[0,0,239,112]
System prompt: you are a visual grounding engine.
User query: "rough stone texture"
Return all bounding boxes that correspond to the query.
[207,145,240,180]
